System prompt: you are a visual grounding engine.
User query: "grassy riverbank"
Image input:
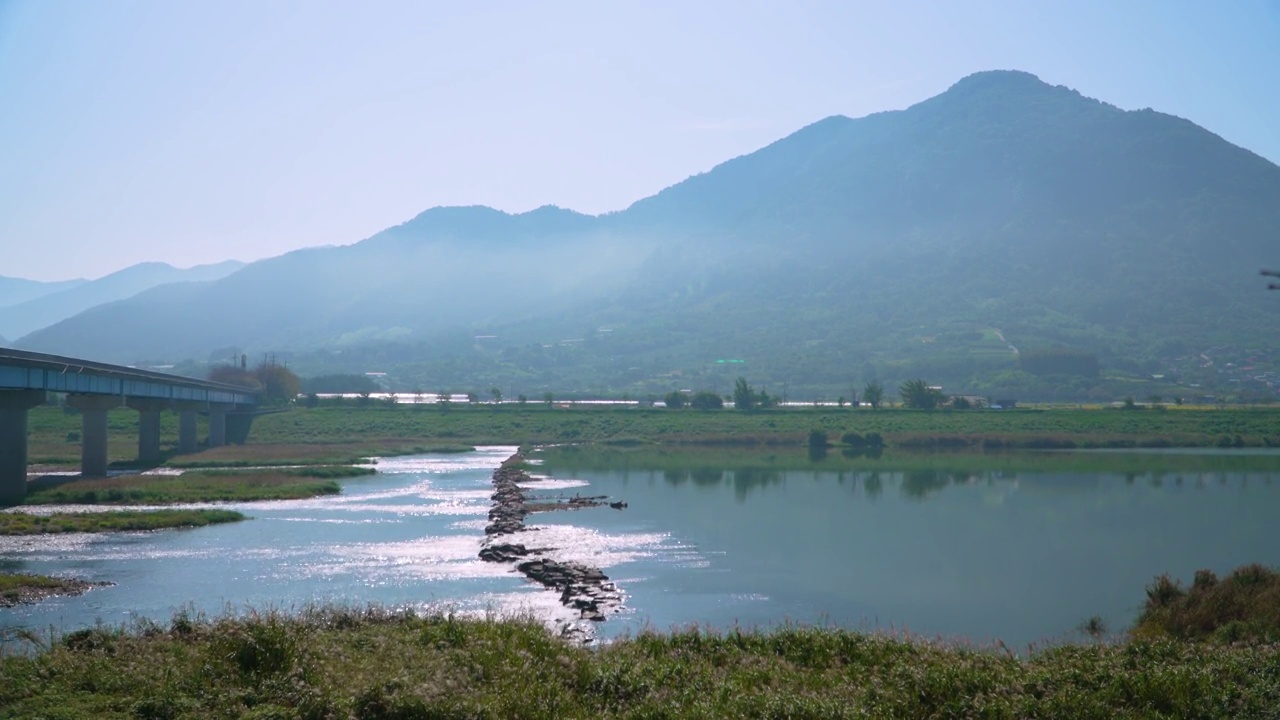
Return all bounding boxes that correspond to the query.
[250,404,1280,449]
[24,405,1280,470]
[0,574,101,608]
[22,467,367,505]
[1,607,1277,719]
[0,509,245,535]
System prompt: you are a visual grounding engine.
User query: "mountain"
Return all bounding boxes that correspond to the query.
[0,276,86,309]
[16,207,651,361]
[0,260,246,341]
[19,71,1280,400]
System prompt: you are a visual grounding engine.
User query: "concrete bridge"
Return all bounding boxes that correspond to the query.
[0,349,258,504]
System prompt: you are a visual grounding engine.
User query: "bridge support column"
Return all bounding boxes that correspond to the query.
[178,408,198,454]
[68,395,121,477]
[0,390,45,505]
[226,411,256,445]
[207,405,229,448]
[126,399,167,465]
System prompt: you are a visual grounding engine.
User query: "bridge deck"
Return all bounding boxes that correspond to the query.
[0,349,261,503]
[0,349,257,405]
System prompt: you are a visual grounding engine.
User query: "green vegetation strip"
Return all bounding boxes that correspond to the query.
[22,467,366,505]
[1,607,1277,719]
[22,405,1280,469]
[248,405,1280,448]
[0,573,101,608]
[0,510,245,535]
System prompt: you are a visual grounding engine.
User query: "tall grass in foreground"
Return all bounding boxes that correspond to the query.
[1,606,1278,719]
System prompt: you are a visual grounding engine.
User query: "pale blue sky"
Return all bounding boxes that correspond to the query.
[2,0,1277,281]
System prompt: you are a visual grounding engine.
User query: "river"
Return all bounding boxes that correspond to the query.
[3,446,1279,650]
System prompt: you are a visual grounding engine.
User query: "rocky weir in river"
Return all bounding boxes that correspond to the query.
[479,452,625,625]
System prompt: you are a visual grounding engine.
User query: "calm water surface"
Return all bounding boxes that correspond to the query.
[534,447,1280,648]
[3,446,1278,650]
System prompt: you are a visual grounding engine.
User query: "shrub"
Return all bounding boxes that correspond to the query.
[689,391,724,410]
[1134,564,1280,643]
[807,429,828,449]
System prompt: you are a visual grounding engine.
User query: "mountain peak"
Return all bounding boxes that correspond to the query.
[949,69,1047,91]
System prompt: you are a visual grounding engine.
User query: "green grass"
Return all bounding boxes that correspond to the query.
[0,509,245,535]
[0,573,72,593]
[0,607,1277,719]
[23,405,1280,472]
[0,573,96,608]
[22,467,365,505]
[242,404,1280,448]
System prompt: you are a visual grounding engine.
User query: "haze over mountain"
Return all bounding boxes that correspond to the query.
[0,260,245,341]
[0,276,86,309]
[18,71,1280,400]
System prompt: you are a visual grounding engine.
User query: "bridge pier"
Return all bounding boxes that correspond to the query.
[0,390,45,505]
[68,394,121,477]
[226,411,256,445]
[126,398,168,465]
[208,406,228,448]
[177,406,199,454]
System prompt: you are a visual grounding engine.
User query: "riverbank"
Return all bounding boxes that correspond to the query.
[0,573,107,608]
[0,509,245,535]
[23,405,1280,470]
[20,466,369,505]
[1,606,1276,718]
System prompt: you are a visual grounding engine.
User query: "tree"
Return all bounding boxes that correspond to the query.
[664,390,687,409]
[437,390,451,411]
[543,391,554,406]
[899,379,943,410]
[863,381,884,409]
[208,365,259,389]
[490,387,503,404]
[689,390,724,410]
[517,394,528,404]
[209,360,299,406]
[466,392,478,404]
[733,377,757,411]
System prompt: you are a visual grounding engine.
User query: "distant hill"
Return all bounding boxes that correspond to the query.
[20,71,1280,400]
[17,207,651,361]
[1,260,245,341]
[0,276,85,309]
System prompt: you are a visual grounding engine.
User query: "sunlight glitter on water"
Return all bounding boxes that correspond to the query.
[0,446,695,639]
[520,523,685,569]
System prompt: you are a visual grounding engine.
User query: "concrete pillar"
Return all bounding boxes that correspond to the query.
[208,405,228,448]
[226,411,256,445]
[178,410,198,454]
[126,399,169,465]
[68,395,120,477]
[0,390,45,506]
